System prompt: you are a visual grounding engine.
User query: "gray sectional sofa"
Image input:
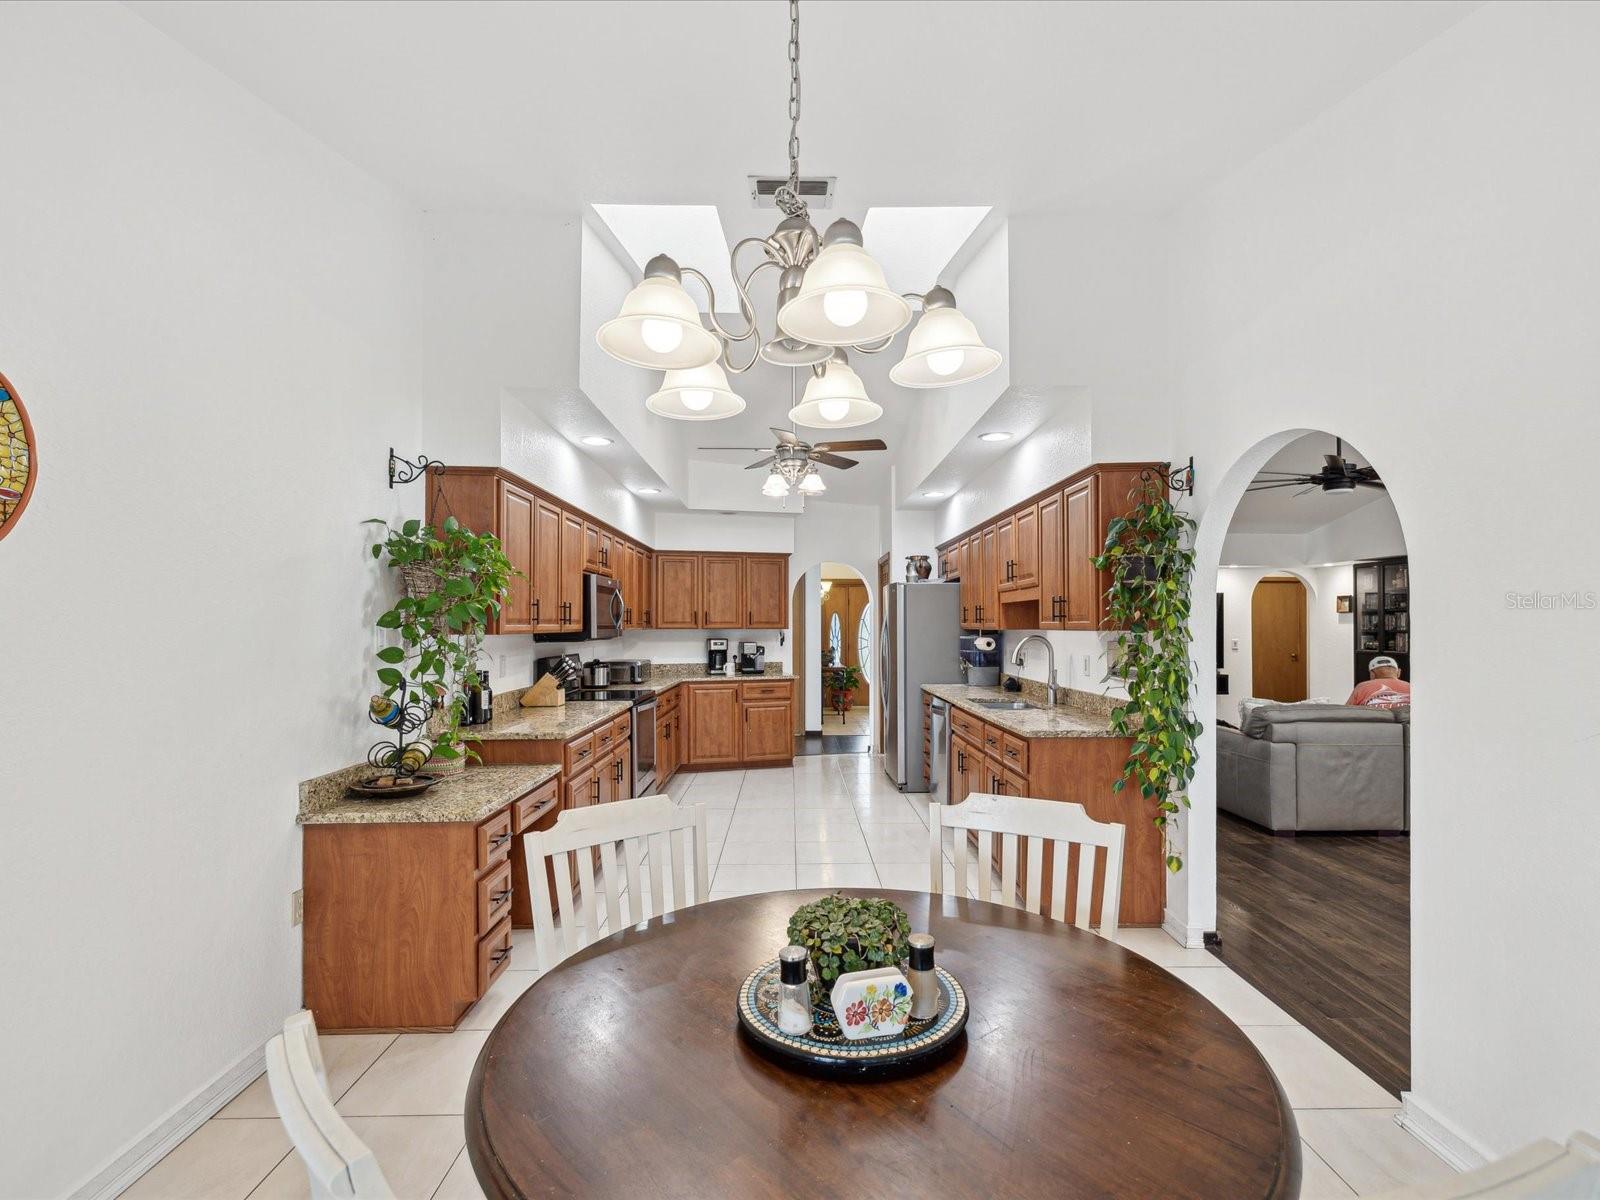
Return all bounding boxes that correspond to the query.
[1216,703,1410,833]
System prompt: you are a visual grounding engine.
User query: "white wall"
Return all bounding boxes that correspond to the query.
[1215,567,1355,726]
[1170,1,1600,1157]
[0,5,425,1194]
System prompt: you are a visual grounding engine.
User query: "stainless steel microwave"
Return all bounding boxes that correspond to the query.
[584,571,624,640]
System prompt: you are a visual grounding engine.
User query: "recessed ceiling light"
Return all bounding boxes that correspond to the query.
[580,435,613,447]
[979,431,1012,442]
[922,490,947,499]
[636,487,660,495]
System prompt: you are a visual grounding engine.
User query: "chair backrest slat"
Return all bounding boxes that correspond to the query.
[523,795,710,971]
[930,793,1126,939]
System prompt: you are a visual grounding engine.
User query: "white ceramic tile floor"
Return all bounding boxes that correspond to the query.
[141,753,1450,1198]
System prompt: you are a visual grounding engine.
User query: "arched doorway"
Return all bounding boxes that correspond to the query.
[1196,429,1412,1098]
[789,560,875,755]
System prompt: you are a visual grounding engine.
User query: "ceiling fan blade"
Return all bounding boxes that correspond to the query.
[1253,470,1319,478]
[1357,479,1387,488]
[771,427,800,446]
[698,446,771,452]
[1245,479,1316,492]
[743,454,778,470]
[810,452,859,470]
[811,439,887,453]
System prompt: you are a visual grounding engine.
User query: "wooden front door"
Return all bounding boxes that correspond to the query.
[1252,577,1308,701]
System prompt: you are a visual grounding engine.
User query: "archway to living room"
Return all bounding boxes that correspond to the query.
[789,561,874,757]
[1200,429,1413,1098]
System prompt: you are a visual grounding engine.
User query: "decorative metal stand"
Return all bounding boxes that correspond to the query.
[1142,456,1195,497]
[366,694,431,775]
[388,448,443,489]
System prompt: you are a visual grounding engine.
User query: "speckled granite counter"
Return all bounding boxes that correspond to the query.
[922,683,1119,738]
[298,762,560,825]
[474,698,632,741]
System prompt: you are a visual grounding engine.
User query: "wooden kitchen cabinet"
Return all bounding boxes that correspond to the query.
[532,497,563,633]
[559,508,585,633]
[1062,477,1099,630]
[978,523,1000,628]
[584,522,614,577]
[744,554,788,628]
[1001,502,1040,595]
[1037,490,1066,630]
[700,555,744,628]
[641,549,656,628]
[685,682,741,765]
[680,679,794,767]
[740,683,792,763]
[655,553,701,628]
[496,480,536,635]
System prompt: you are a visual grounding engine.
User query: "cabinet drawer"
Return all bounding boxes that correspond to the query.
[477,915,513,995]
[609,714,631,743]
[477,859,514,936]
[741,680,792,701]
[949,708,984,744]
[1000,733,1029,774]
[981,724,1004,758]
[476,808,514,872]
[564,732,597,776]
[512,778,560,833]
[595,721,620,752]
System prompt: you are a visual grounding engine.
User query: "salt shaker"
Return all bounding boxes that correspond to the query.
[907,933,940,1020]
[776,945,814,1036]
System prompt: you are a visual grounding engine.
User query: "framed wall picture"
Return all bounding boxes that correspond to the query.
[1336,594,1353,614]
[0,372,36,543]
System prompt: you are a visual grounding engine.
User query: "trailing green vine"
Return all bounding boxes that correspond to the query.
[1092,480,1203,872]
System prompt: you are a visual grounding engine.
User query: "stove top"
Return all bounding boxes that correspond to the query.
[567,688,657,704]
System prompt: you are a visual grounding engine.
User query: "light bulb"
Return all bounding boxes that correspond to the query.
[798,471,826,495]
[821,289,868,328]
[817,397,851,423]
[640,318,684,355]
[926,348,965,377]
[680,388,713,412]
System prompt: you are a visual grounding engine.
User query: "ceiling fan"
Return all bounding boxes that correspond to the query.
[1246,438,1384,497]
[697,427,887,497]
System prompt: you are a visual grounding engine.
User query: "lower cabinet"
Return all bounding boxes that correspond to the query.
[686,683,742,764]
[681,680,795,769]
[742,699,792,762]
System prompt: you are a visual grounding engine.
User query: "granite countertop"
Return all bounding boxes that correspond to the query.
[922,683,1120,739]
[473,698,633,741]
[298,762,561,825]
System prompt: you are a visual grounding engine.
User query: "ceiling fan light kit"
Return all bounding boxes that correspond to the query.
[644,360,747,420]
[594,0,1003,492]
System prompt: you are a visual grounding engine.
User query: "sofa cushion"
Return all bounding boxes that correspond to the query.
[1241,703,1396,739]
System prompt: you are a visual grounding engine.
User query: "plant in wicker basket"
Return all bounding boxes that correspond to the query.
[787,894,912,1006]
[364,516,518,766]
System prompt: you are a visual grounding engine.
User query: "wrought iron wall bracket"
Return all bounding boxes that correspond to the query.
[1143,456,1195,497]
[388,448,442,489]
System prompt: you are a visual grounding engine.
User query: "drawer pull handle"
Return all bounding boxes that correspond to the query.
[490,888,513,907]
[488,832,511,850]
[489,947,511,965]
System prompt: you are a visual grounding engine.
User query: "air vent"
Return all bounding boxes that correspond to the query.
[748,175,835,209]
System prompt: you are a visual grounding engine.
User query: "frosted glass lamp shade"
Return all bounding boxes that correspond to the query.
[597,274,721,370]
[787,357,882,430]
[645,361,746,421]
[889,304,1002,389]
[778,242,912,347]
[761,470,791,498]
[797,470,826,495]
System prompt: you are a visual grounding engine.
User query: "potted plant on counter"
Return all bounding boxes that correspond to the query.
[364,516,517,768]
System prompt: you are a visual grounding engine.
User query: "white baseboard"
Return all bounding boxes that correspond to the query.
[1162,911,1209,949]
[1398,1093,1490,1172]
[68,1041,267,1200]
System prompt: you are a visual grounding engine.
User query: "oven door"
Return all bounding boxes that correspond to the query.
[584,572,624,640]
[631,698,657,797]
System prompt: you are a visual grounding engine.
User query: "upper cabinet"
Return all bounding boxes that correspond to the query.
[496,480,536,636]
[942,463,1163,634]
[654,553,701,629]
[700,556,743,628]
[745,555,788,628]
[531,498,563,633]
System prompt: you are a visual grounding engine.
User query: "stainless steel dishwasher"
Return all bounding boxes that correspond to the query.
[928,698,950,804]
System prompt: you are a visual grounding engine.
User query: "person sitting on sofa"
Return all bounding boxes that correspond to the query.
[1347,655,1412,709]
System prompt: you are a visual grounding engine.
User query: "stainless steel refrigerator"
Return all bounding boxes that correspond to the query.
[880,582,964,791]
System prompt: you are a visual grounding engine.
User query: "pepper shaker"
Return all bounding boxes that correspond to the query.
[776,945,814,1036]
[907,933,940,1020]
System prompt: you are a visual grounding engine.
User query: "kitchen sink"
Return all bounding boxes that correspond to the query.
[973,699,1036,710]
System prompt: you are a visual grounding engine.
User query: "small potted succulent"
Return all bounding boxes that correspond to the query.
[787,893,912,1007]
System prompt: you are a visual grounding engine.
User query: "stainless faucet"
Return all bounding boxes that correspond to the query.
[1009,634,1059,706]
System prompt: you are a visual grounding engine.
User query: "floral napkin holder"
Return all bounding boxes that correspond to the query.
[830,966,914,1041]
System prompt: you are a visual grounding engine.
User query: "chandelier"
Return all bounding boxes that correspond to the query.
[596,0,1002,428]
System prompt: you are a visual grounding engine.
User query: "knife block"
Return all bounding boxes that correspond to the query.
[520,673,565,708]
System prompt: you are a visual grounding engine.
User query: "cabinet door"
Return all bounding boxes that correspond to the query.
[1037,491,1066,630]
[742,700,792,763]
[598,529,614,577]
[744,555,787,628]
[700,555,743,628]
[495,481,536,635]
[950,734,982,805]
[642,550,656,627]
[957,538,974,629]
[1063,478,1098,630]
[1008,503,1040,592]
[583,523,601,573]
[654,553,701,628]
[685,684,740,764]
[656,710,675,784]
[627,543,642,628]
[995,515,1016,593]
[560,509,586,632]
[979,524,1000,627]
[532,498,563,633]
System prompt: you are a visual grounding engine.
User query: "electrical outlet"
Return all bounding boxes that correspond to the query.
[1081,654,1092,675]
[498,654,508,676]
[291,889,303,926]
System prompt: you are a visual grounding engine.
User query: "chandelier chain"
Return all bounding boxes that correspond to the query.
[775,0,807,218]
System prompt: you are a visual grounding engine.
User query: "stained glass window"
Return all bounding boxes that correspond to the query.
[0,374,34,542]
[857,606,872,682]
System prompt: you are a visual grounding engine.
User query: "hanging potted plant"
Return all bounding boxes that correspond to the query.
[364,516,518,769]
[1092,480,1203,872]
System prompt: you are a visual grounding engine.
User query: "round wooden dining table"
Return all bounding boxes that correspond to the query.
[465,889,1300,1199]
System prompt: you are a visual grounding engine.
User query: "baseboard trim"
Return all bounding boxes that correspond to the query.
[1161,912,1210,949]
[68,1041,267,1200]
[1398,1093,1490,1171]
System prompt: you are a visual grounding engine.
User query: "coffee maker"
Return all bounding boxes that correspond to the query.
[705,637,729,674]
[737,640,766,674]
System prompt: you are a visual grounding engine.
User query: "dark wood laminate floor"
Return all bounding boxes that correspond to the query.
[1211,813,1410,1098]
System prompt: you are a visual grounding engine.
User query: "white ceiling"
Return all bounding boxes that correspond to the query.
[1228,432,1394,534]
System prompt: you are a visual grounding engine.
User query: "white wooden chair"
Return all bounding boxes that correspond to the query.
[1375,1131,1599,1198]
[264,1010,394,1200]
[526,794,709,972]
[929,792,1126,939]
